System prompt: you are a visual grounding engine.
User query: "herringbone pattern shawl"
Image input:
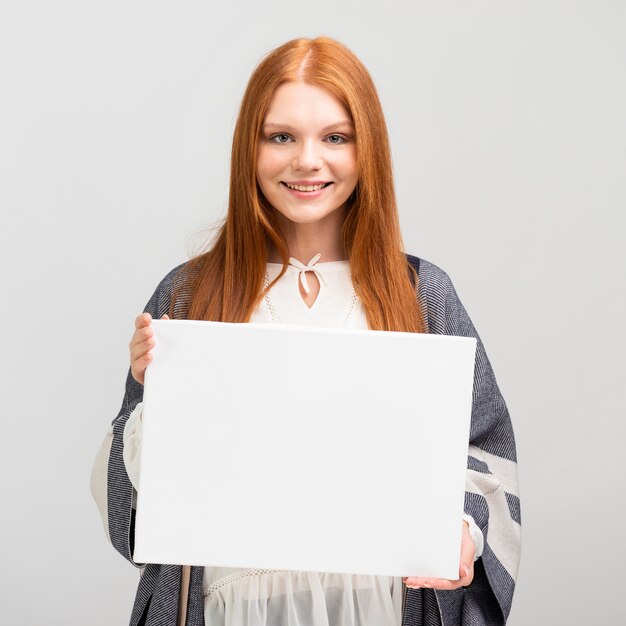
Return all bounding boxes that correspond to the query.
[93,254,521,626]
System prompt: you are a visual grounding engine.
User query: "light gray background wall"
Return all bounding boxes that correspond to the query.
[1,1,624,624]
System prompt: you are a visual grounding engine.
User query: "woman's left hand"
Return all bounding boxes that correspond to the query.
[403,521,475,590]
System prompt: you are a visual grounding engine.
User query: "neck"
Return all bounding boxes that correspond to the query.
[268,208,348,264]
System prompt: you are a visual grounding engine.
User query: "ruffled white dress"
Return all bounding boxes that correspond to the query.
[123,254,482,626]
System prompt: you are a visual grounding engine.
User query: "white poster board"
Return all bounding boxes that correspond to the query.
[134,320,476,579]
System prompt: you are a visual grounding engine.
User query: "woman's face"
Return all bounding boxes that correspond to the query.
[256,81,358,228]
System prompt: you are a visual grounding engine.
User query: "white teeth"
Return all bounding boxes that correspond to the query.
[285,182,328,192]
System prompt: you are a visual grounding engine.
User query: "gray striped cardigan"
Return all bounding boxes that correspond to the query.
[91,254,521,626]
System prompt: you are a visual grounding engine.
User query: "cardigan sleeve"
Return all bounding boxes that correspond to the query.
[416,260,521,624]
[90,263,186,567]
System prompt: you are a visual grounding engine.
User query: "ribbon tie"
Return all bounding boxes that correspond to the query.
[288,253,327,294]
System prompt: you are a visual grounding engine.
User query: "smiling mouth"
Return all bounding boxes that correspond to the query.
[281,182,333,192]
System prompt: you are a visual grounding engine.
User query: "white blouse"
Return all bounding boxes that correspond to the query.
[123,254,483,626]
[251,255,368,329]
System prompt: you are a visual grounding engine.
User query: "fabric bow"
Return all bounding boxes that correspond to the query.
[288,253,327,294]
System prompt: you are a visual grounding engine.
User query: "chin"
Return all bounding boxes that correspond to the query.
[279,206,345,226]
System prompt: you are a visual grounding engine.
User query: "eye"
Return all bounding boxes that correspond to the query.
[327,134,348,144]
[269,133,292,144]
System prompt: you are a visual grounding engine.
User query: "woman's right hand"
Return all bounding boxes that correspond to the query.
[129,312,169,385]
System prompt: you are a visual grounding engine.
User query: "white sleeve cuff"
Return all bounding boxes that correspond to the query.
[123,401,144,493]
[463,513,484,560]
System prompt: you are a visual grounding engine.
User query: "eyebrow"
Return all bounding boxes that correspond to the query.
[262,121,354,132]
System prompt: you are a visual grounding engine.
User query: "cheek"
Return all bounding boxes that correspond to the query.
[257,148,285,182]
[335,148,358,181]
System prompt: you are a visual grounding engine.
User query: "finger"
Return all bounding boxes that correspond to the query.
[128,327,154,351]
[140,352,154,366]
[404,577,430,589]
[425,579,462,591]
[130,337,156,362]
[134,326,155,343]
[406,577,463,591]
[131,349,154,366]
[135,312,152,330]
[405,565,474,591]
[129,331,155,352]
[131,352,153,380]
[161,314,169,320]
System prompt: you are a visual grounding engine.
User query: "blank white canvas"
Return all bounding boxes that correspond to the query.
[133,320,476,579]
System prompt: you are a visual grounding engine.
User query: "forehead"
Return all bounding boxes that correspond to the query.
[263,81,353,129]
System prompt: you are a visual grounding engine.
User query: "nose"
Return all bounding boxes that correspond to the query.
[293,138,323,171]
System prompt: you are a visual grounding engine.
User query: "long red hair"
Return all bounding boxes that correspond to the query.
[172,36,426,333]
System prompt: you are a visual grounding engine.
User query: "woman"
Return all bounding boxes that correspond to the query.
[91,36,521,626]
